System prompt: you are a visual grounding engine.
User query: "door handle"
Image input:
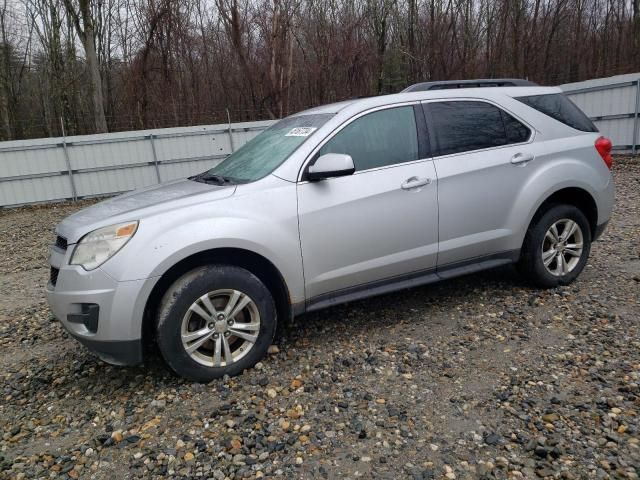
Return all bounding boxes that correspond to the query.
[401,176,432,190]
[511,152,535,165]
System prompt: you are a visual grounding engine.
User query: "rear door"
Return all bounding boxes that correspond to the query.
[297,104,439,301]
[422,99,535,267]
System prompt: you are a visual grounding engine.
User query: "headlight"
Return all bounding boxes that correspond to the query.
[71,221,138,270]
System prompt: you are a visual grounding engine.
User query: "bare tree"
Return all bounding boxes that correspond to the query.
[62,0,108,132]
[3,0,640,140]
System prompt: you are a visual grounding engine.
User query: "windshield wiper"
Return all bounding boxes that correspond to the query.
[189,173,235,185]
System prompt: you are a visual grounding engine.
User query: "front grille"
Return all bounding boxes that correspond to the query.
[50,267,60,286]
[55,235,68,251]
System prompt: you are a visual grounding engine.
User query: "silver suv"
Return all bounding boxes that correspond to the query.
[46,80,615,381]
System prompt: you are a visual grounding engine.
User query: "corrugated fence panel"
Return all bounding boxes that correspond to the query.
[74,166,159,197]
[153,130,231,165]
[69,137,153,169]
[1,145,67,177]
[0,120,275,207]
[561,73,639,152]
[0,174,72,205]
[567,85,637,117]
[592,118,635,148]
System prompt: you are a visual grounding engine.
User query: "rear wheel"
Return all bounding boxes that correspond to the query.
[518,204,592,288]
[156,265,276,382]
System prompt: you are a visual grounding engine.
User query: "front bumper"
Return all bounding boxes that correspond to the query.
[66,334,143,366]
[46,246,153,366]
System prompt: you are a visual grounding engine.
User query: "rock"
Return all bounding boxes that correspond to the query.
[534,446,548,458]
[3,170,640,480]
[267,345,280,354]
[484,433,501,446]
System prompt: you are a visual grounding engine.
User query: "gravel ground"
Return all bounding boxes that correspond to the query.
[1,158,639,480]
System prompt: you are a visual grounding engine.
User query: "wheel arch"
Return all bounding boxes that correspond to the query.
[526,186,598,238]
[141,247,294,349]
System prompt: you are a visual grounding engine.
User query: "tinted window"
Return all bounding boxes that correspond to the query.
[515,94,597,132]
[503,111,531,143]
[427,101,530,156]
[317,106,419,171]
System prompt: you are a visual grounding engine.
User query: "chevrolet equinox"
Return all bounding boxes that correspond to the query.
[46,80,615,381]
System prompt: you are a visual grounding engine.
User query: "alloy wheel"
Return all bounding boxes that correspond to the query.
[541,218,584,276]
[180,289,261,368]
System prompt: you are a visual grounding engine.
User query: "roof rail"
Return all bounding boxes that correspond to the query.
[402,79,538,92]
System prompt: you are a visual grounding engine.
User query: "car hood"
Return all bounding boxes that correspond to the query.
[56,179,235,243]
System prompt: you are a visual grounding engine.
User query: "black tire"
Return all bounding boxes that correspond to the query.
[156,265,276,382]
[518,204,592,288]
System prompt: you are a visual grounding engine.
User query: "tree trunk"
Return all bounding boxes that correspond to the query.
[82,28,107,132]
[634,0,640,61]
[62,0,107,133]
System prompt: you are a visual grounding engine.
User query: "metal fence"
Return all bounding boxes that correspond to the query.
[2,73,638,207]
[561,72,640,154]
[0,120,274,208]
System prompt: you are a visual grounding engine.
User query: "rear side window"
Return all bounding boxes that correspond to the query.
[318,106,419,171]
[515,94,597,132]
[425,101,531,156]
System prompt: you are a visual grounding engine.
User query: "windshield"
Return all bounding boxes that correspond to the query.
[201,113,333,183]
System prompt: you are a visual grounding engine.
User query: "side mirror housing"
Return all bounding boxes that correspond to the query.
[307,153,355,181]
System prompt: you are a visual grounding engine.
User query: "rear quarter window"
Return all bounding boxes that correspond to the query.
[515,94,598,132]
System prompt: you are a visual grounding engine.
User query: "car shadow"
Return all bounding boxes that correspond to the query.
[281,264,531,341]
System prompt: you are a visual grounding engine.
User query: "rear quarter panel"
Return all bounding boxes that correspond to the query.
[507,134,614,250]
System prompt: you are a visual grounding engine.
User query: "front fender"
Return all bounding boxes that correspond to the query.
[103,215,304,301]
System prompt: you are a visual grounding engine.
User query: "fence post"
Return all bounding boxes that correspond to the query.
[226,108,236,153]
[60,117,77,201]
[633,79,639,156]
[149,134,162,183]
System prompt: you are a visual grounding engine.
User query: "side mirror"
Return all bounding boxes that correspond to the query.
[307,153,355,181]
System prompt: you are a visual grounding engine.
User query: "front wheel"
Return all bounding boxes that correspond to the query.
[518,204,592,288]
[156,265,277,382]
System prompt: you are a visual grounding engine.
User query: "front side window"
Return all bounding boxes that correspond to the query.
[201,113,333,183]
[317,106,419,171]
[426,101,531,156]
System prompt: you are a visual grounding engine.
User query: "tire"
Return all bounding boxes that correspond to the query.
[156,265,276,382]
[518,204,592,288]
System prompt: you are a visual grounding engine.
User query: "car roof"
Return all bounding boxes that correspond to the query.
[402,78,538,92]
[294,86,561,116]
[272,85,573,182]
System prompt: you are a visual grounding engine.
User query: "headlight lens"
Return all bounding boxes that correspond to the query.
[71,221,138,270]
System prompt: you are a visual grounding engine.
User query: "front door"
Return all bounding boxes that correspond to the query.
[297,105,439,302]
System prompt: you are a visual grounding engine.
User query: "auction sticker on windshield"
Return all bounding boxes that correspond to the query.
[285,127,317,137]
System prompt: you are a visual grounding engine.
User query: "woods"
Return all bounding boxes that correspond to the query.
[0,0,639,141]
